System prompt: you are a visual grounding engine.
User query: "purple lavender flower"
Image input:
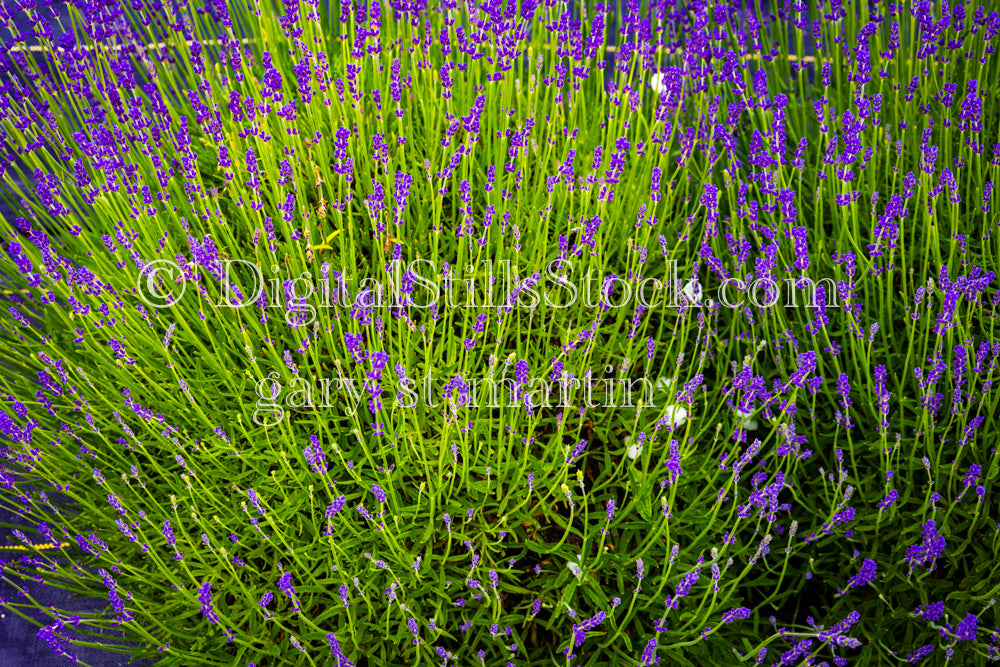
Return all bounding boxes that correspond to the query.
[277,572,300,612]
[304,435,327,474]
[905,521,947,573]
[327,496,347,518]
[162,521,177,549]
[107,494,126,515]
[879,489,898,512]
[198,582,220,624]
[327,633,355,667]
[838,558,877,596]
[257,592,273,614]
[639,637,659,666]
[907,645,934,663]
[248,489,266,515]
[98,569,132,626]
[954,613,979,641]
[37,621,75,662]
[915,601,945,621]
[665,568,701,610]
[571,610,606,646]
[721,607,751,624]
[566,439,588,465]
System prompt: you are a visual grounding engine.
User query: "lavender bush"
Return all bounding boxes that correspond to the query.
[1,0,999,664]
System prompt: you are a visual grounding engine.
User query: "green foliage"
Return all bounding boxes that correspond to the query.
[1,0,999,665]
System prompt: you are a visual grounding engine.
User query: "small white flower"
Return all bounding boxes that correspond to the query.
[626,437,643,460]
[736,409,758,430]
[682,278,703,304]
[664,404,688,428]
[567,556,583,580]
[653,376,674,395]
[650,72,669,97]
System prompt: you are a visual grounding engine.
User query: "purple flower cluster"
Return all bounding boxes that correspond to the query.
[838,558,878,597]
[277,570,300,612]
[198,582,220,624]
[304,435,327,474]
[905,521,947,573]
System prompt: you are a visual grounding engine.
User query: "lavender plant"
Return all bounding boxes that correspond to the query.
[1,0,999,664]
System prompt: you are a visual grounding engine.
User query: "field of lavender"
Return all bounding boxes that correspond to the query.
[1,0,999,664]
